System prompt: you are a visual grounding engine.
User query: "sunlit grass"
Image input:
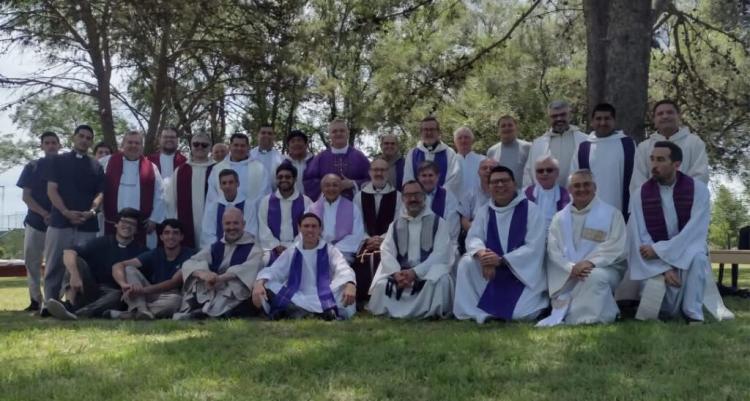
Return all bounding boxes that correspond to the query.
[0,269,748,401]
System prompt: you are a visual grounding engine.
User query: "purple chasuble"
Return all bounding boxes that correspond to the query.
[216,201,245,242]
[577,137,635,219]
[524,186,569,211]
[310,198,354,243]
[269,245,338,318]
[640,172,694,242]
[303,148,370,200]
[477,200,529,320]
[210,241,254,272]
[430,187,447,217]
[411,147,448,187]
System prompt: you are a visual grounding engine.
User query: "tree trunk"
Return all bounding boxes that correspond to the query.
[79,1,117,149]
[144,23,172,154]
[584,0,653,143]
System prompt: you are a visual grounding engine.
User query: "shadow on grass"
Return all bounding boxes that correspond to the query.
[2,312,750,401]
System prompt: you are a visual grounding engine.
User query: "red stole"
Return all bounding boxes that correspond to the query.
[104,153,156,245]
[148,151,187,173]
[175,163,214,248]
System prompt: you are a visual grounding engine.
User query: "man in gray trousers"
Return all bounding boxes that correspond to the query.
[42,124,105,316]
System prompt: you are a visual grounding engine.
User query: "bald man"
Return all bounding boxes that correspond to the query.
[453,126,485,194]
[212,143,228,163]
[174,207,264,319]
[306,174,365,263]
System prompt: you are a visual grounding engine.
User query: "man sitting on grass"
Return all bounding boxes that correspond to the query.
[46,208,147,320]
[174,207,264,319]
[628,142,733,322]
[252,213,357,320]
[368,180,454,319]
[110,219,195,319]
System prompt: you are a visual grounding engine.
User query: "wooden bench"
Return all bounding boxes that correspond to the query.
[711,250,750,290]
[0,260,28,278]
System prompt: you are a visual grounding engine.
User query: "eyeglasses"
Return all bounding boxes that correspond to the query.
[536,168,556,174]
[489,178,513,185]
[192,142,210,148]
[402,192,424,199]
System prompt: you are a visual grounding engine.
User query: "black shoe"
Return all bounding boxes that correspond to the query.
[24,300,40,312]
[39,308,51,318]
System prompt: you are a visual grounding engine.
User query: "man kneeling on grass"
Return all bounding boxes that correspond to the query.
[110,219,195,319]
[173,207,264,319]
[252,213,357,320]
[46,208,147,320]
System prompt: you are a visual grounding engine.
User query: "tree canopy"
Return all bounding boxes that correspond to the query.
[0,0,747,177]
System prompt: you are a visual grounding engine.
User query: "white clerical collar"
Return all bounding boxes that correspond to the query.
[655,127,687,141]
[229,157,249,164]
[161,152,175,158]
[296,238,326,251]
[222,192,245,204]
[324,196,340,206]
[275,188,299,200]
[539,185,556,194]
[331,145,349,154]
[222,231,254,245]
[189,159,213,166]
[401,206,432,220]
[364,182,392,194]
[426,188,438,197]
[286,153,312,163]
[571,197,597,214]
[420,141,442,152]
[490,193,523,212]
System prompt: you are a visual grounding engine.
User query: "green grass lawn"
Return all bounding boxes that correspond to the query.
[1,270,749,401]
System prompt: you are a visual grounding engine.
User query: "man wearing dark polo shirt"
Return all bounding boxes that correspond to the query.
[111,219,195,319]
[43,124,105,312]
[46,208,148,320]
[17,131,60,311]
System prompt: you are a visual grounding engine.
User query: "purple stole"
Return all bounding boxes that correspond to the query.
[310,198,354,243]
[577,137,635,219]
[477,200,528,320]
[429,187,447,217]
[361,191,397,236]
[411,147,448,187]
[269,245,338,318]
[394,158,405,190]
[104,153,155,246]
[216,201,245,242]
[175,163,213,249]
[209,241,254,272]
[524,185,569,211]
[267,193,306,264]
[640,172,694,242]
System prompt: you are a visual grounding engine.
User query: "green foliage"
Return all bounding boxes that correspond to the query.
[10,92,129,148]
[1,0,748,176]
[710,184,750,248]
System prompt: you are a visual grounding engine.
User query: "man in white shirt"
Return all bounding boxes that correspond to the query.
[453,126,485,194]
[523,100,588,187]
[306,174,365,263]
[250,125,283,188]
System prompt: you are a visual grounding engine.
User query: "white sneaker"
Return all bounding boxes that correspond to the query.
[45,299,78,320]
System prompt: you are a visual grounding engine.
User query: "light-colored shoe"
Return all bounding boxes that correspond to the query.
[107,310,134,320]
[45,299,77,321]
[134,309,154,320]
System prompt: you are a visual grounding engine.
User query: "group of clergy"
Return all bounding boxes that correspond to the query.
[24,99,735,324]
